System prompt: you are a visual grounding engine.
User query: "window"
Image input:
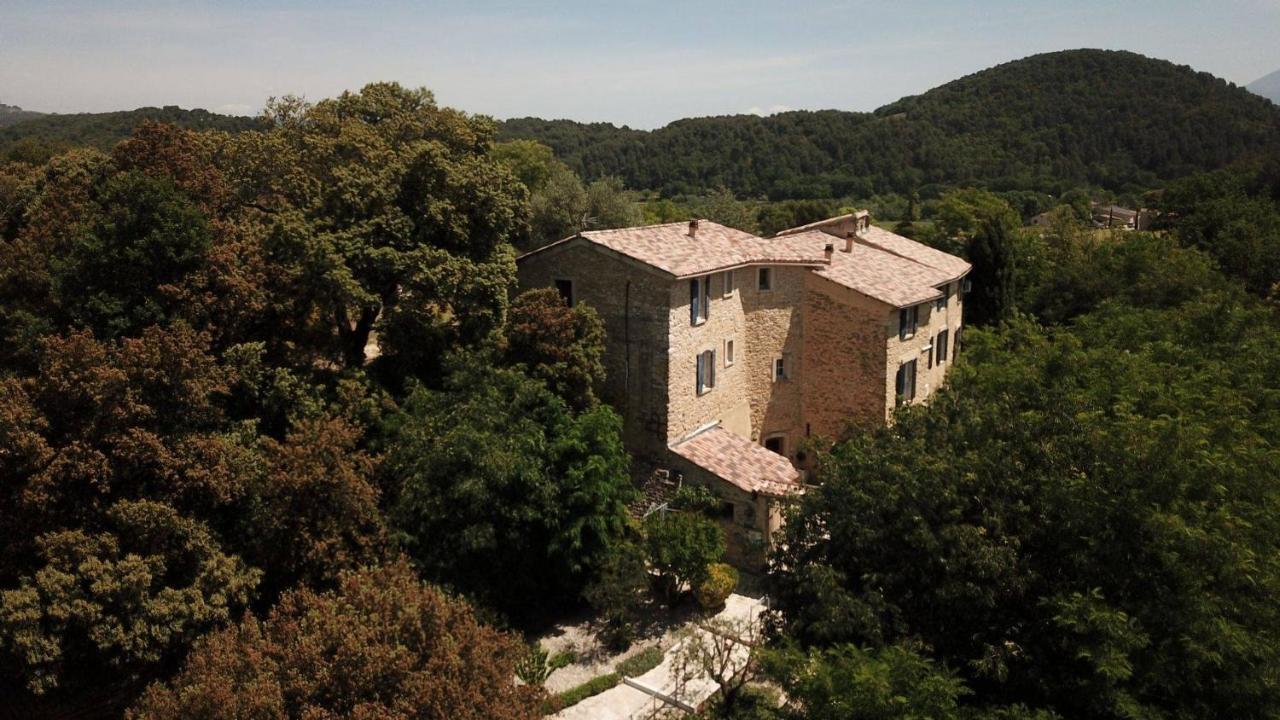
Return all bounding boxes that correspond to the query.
[764,435,785,456]
[936,283,951,311]
[689,276,711,325]
[554,279,574,307]
[898,305,918,340]
[722,270,735,296]
[724,339,735,367]
[696,349,716,395]
[757,267,772,291]
[962,278,973,295]
[773,357,787,381]
[937,329,949,363]
[717,500,736,520]
[895,360,917,406]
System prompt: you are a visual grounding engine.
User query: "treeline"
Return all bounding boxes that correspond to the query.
[743,174,1280,719]
[501,50,1280,199]
[0,106,264,164]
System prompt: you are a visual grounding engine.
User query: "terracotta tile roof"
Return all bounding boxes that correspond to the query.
[774,210,868,236]
[857,226,971,280]
[670,426,803,497]
[785,231,953,307]
[518,220,830,278]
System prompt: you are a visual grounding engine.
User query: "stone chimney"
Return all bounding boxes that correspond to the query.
[824,243,834,260]
[844,232,856,252]
[688,218,700,238]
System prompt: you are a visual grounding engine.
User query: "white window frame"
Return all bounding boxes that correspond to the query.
[724,338,735,367]
[773,356,787,382]
[690,276,711,325]
[937,328,949,364]
[757,267,773,291]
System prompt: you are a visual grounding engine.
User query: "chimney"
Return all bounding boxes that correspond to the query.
[844,232,856,252]
[687,218,700,238]
[824,243,834,260]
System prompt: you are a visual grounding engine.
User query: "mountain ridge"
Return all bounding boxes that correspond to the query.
[500,49,1280,197]
[1249,68,1280,104]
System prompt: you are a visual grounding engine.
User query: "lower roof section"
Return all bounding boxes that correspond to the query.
[670,426,803,497]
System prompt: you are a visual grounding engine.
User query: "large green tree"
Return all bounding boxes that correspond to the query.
[386,361,633,618]
[228,83,529,369]
[771,288,1280,718]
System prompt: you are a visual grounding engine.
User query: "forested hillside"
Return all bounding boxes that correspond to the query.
[0,106,263,162]
[0,104,46,129]
[501,50,1280,197]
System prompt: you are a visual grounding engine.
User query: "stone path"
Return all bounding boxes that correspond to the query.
[553,594,765,720]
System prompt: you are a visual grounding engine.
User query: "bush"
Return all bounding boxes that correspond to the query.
[695,562,739,610]
[544,672,621,713]
[548,649,577,672]
[644,511,726,600]
[615,645,664,677]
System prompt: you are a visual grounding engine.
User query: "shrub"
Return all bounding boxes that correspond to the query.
[544,672,621,713]
[695,562,739,610]
[584,540,650,650]
[548,649,577,672]
[615,645,664,677]
[644,511,725,600]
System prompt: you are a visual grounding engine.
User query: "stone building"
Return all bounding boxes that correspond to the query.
[516,213,970,567]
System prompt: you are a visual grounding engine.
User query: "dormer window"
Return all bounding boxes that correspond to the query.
[690,276,711,325]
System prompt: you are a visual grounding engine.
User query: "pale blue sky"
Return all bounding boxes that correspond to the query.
[2,0,1278,128]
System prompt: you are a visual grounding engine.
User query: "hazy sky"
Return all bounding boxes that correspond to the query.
[3,0,1279,129]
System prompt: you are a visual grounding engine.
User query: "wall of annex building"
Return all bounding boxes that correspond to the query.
[516,243,672,459]
[800,274,894,439]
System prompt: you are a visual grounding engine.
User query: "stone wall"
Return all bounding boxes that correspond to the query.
[884,279,965,412]
[665,269,752,444]
[665,264,809,460]
[801,274,894,439]
[516,241,672,459]
[741,266,807,458]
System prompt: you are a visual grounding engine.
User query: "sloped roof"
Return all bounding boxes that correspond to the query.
[517,220,830,278]
[856,226,971,280]
[784,231,952,307]
[670,426,802,497]
[774,210,869,237]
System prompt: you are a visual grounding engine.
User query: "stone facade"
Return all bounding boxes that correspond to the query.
[516,217,968,570]
[515,240,672,458]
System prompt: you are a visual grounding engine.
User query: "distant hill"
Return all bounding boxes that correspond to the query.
[0,105,264,161]
[1249,69,1280,104]
[0,103,47,129]
[500,49,1280,197]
